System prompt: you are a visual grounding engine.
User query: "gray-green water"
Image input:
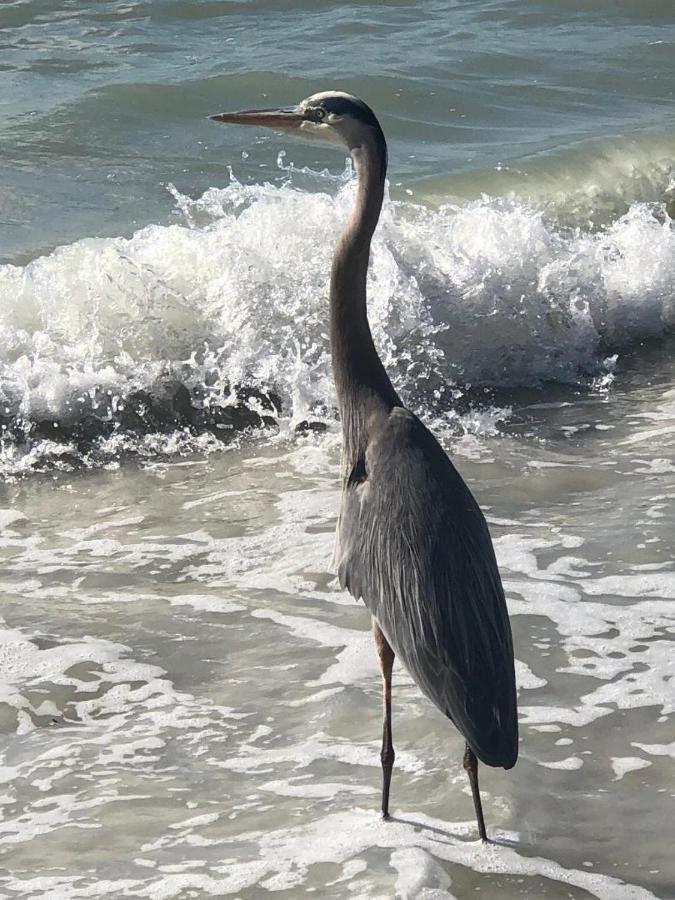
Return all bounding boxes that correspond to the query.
[2,0,675,263]
[1,1,674,897]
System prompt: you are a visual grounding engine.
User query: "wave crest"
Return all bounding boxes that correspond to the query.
[1,166,674,473]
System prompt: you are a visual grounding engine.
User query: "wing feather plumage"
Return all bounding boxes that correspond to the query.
[336,406,518,768]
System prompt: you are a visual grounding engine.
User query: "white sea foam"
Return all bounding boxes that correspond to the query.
[631,740,675,760]
[538,755,584,771]
[17,807,653,900]
[0,428,672,896]
[610,757,651,780]
[1,167,673,472]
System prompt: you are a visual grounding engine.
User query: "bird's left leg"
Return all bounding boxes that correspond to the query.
[463,743,488,842]
[373,619,395,819]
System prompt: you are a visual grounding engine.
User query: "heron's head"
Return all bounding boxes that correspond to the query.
[210,91,386,165]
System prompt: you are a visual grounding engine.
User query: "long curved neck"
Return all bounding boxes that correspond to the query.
[330,130,400,465]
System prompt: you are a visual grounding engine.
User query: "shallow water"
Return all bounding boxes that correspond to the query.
[1,0,675,897]
[1,347,674,897]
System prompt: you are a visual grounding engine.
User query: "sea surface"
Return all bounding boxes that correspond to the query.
[1,1,674,897]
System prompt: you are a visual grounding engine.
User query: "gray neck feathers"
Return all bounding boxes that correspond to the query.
[329,128,400,471]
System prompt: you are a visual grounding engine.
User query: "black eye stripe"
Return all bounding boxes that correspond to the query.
[303,97,380,129]
[319,96,379,128]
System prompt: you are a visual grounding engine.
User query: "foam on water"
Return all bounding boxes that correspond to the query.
[0,428,673,896]
[1,163,674,473]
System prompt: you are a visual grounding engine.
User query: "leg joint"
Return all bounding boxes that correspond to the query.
[380,747,395,768]
[463,745,476,773]
[373,620,395,678]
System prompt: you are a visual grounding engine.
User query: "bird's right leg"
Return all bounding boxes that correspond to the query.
[373,619,395,819]
[463,743,488,842]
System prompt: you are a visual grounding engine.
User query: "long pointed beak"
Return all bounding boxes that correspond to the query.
[209,107,304,130]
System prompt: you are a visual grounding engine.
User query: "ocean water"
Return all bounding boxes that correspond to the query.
[1,0,674,897]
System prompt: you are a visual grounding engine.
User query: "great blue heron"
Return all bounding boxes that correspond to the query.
[210,91,518,841]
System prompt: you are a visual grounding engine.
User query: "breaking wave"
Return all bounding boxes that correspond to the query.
[1,160,674,474]
[420,131,675,228]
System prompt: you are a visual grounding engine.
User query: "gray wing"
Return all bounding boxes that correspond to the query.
[336,406,518,769]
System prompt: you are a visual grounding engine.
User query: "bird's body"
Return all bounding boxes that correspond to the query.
[336,403,518,769]
[211,90,518,839]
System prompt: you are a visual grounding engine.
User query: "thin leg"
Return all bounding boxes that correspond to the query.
[463,743,488,841]
[373,619,395,819]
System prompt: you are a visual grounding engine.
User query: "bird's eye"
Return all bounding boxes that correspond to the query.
[314,108,326,121]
